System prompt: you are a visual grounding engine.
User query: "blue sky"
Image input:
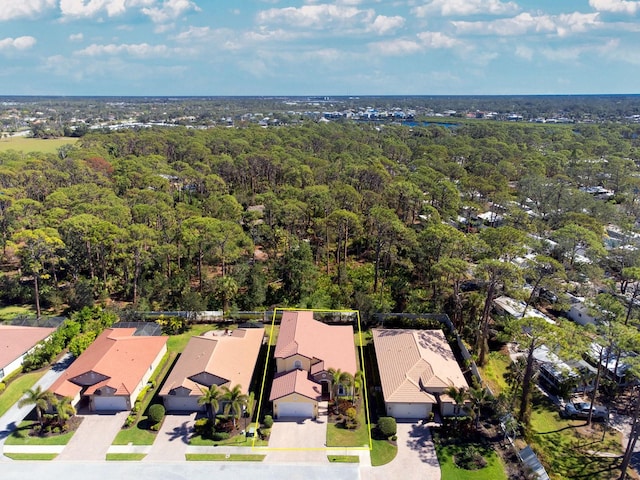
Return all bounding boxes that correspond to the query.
[1,0,639,96]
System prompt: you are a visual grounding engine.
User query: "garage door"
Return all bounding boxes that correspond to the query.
[163,396,202,412]
[277,401,314,418]
[387,402,430,419]
[93,395,128,412]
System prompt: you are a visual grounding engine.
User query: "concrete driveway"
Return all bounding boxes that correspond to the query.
[55,411,128,461]
[361,422,441,480]
[266,404,329,464]
[144,413,196,462]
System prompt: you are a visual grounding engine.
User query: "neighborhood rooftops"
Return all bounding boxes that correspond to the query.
[159,327,264,396]
[274,310,357,375]
[49,328,167,399]
[372,329,467,404]
[0,325,56,372]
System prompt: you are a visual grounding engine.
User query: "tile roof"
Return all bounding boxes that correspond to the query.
[159,328,264,397]
[269,369,322,401]
[49,328,167,399]
[0,325,56,369]
[274,310,357,375]
[372,329,467,404]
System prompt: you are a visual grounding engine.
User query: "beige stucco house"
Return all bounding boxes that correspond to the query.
[0,325,56,380]
[269,310,357,419]
[373,329,469,419]
[160,327,264,412]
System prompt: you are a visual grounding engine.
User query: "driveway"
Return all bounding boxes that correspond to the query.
[55,411,128,461]
[143,413,196,462]
[361,422,440,480]
[265,403,329,464]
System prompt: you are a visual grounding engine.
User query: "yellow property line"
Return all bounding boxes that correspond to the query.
[253,308,372,451]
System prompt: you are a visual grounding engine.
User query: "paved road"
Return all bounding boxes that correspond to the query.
[0,354,74,460]
[1,461,360,480]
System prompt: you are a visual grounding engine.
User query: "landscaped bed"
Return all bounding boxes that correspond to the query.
[5,419,79,445]
[433,433,507,480]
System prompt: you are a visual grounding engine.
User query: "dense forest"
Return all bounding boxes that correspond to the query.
[1,120,638,328]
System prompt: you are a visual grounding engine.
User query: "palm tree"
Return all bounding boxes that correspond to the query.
[445,384,469,416]
[328,368,354,401]
[18,386,55,429]
[468,382,492,430]
[198,385,223,420]
[353,370,365,402]
[222,384,248,429]
[53,396,76,429]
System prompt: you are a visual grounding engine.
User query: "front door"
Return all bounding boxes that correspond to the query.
[321,381,330,399]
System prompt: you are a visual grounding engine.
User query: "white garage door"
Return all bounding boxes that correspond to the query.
[93,395,128,412]
[163,396,202,412]
[387,402,430,419]
[277,401,314,418]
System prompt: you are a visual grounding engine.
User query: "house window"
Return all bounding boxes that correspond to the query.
[0,368,4,380]
[294,360,302,369]
[453,405,461,415]
[338,385,345,396]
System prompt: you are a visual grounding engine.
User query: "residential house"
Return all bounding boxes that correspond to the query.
[0,325,56,380]
[48,328,167,412]
[372,329,469,419]
[269,310,357,419]
[160,327,264,412]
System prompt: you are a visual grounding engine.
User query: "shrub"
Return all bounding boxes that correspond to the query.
[0,382,5,394]
[454,445,487,470]
[124,415,136,428]
[263,415,273,428]
[377,417,397,438]
[194,418,210,435]
[211,432,230,441]
[148,404,165,424]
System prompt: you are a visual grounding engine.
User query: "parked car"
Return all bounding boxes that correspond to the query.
[563,401,608,421]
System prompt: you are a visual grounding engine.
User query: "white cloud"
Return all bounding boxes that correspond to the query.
[413,0,519,17]
[142,0,200,24]
[0,0,56,21]
[69,32,84,41]
[368,15,405,35]
[59,0,155,18]
[453,12,601,37]
[417,31,460,48]
[370,31,459,56]
[589,0,640,14]
[540,38,620,62]
[75,42,170,57]
[0,36,37,51]
[257,4,373,29]
[515,45,533,60]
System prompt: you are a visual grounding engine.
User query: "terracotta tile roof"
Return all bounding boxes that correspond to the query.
[269,369,322,401]
[49,328,167,399]
[274,310,357,375]
[159,328,264,397]
[0,325,56,370]
[372,329,467,404]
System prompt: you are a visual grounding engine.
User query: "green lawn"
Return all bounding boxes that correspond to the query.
[328,455,360,463]
[166,324,218,353]
[5,421,75,445]
[3,453,58,461]
[106,453,147,461]
[370,438,398,466]
[0,305,34,322]
[326,405,370,448]
[112,420,157,445]
[435,441,507,480]
[0,136,77,154]
[528,394,623,480]
[0,371,46,417]
[478,350,511,395]
[186,453,265,461]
